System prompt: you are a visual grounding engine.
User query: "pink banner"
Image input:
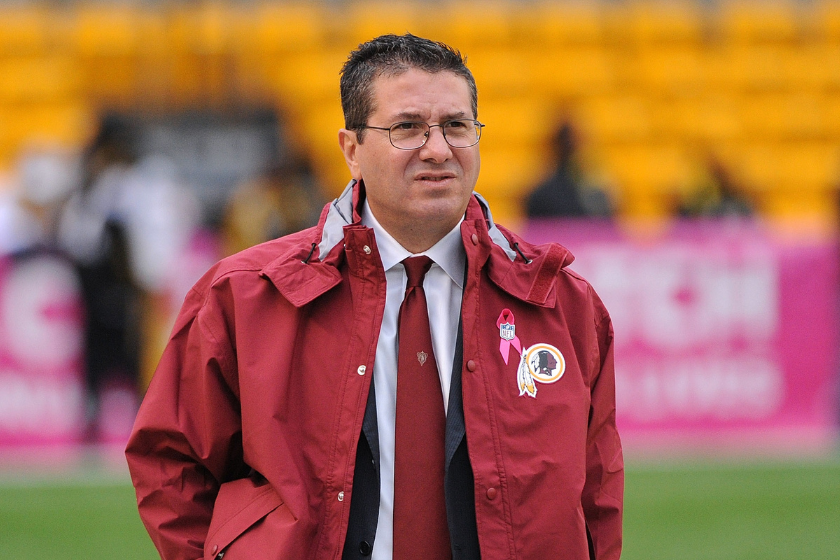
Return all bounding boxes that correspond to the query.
[524,220,839,454]
[0,252,86,448]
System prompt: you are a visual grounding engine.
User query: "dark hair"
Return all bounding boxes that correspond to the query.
[340,33,478,142]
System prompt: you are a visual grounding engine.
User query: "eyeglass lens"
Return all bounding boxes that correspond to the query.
[389,120,481,149]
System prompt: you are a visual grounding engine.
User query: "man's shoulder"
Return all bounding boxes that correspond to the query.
[227,228,315,271]
[195,226,320,294]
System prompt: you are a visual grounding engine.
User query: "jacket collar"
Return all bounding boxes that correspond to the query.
[460,194,574,308]
[261,180,574,308]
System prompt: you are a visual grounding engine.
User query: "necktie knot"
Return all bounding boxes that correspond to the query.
[403,256,433,289]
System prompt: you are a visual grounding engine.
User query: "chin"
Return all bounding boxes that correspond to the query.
[413,199,468,226]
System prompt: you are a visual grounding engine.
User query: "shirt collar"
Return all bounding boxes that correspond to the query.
[362,200,466,288]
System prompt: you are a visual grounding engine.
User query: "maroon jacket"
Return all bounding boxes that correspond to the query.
[126,181,623,560]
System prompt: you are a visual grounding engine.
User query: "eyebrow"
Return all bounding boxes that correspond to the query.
[391,110,470,122]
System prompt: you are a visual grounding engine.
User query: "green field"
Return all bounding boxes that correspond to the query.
[1,458,838,559]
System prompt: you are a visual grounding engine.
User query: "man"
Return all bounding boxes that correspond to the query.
[126,34,623,560]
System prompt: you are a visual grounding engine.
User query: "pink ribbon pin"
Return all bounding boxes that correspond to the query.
[496,308,522,365]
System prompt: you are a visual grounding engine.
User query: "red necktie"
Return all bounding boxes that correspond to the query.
[393,256,451,560]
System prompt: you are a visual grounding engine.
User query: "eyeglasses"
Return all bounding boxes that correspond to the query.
[361,119,485,150]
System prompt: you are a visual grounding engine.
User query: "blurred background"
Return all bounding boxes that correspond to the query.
[0,0,838,558]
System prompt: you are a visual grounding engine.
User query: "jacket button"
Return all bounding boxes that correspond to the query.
[471,233,479,245]
[357,365,366,375]
[338,491,345,501]
[486,487,497,500]
[466,360,476,372]
[359,540,373,556]
[211,545,218,555]
[363,245,372,254]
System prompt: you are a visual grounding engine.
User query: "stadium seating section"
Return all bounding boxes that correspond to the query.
[1,0,839,229]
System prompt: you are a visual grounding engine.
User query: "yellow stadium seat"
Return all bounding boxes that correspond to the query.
[477,97,558,147]
[732,142,780,189]
[0,5,52,55]
[341,2,424,47]
[717,0,801,44]
[294,101,347,194]
[599,142,694,195]
[777,142,840,190]
[0,110,13,168]
[271,50,347,113]
[625,1,706,45]
[597,142,694,219]
[573,95,653,143]
[815,0,840,41]
[647,97,702,142]
[824,93,840,137]
[711,44,796,92]
[683,94,745,143]
[124,12,185,108]
[476,143,552,200]
[798,44,840,91]
[130,9,171,59]
[529,46,616,100]
[736,141,840,192]
[72,4,141,57]
[514,2,606,46]
[739,93,825,140]
[778,45,829,91]
[432,1,515,49]
[760,188,838,236]
[0,101,95,153]
[71,4,161,106]
[0,56,80,103]
[189,3,242,56]
[466,48,534,99]
[634,45,707,97]
[246,3,326,55]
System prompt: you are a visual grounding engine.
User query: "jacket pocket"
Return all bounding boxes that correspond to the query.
[203,477,290,560]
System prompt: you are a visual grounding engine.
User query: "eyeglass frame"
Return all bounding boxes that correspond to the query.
[359,119,486,150]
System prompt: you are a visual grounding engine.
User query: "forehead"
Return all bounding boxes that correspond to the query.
[368,68,473,121]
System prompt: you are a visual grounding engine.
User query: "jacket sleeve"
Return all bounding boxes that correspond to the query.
[582,295,624,560]
[126,275,244,560]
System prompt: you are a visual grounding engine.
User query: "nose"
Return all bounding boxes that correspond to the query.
[419,125,452,162]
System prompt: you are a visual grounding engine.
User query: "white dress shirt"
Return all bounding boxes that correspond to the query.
[361,201,466,560]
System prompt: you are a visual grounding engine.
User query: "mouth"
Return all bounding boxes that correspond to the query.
[415,172,456,182]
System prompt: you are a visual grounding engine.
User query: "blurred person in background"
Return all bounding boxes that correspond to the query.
[0,146,81,256]
[525,120,614,220]
[221,152,325,256]
[58,116,201,443]
[56,116,143,443]
[127,34,622,560]
[678,155,754,219]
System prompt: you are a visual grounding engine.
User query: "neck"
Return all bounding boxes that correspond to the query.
[390,221,454,254]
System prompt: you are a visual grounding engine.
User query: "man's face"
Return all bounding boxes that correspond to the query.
[339,68,480,252]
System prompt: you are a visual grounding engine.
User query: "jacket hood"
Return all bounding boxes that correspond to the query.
[261,180,574,308]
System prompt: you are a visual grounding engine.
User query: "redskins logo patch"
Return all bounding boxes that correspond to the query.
[517,343,565,398]
[497,308,565,399]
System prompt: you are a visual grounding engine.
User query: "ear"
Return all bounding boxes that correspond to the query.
[338,129,362,181]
